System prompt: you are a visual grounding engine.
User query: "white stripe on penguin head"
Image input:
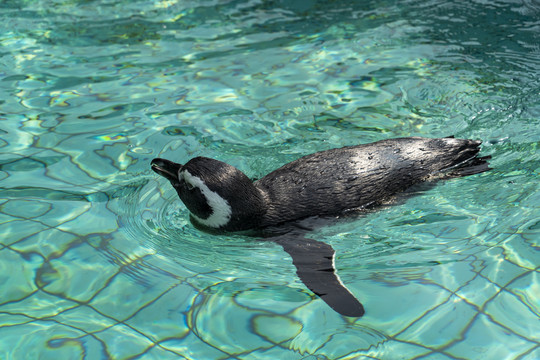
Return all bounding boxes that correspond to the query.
[182,169,232,228]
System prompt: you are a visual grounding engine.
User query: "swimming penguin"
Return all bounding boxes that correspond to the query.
[151,136,490,317]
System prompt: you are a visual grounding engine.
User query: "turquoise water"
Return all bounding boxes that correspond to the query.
[1,0,539,358]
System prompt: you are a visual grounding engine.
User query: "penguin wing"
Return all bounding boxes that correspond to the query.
[272,233,365,317]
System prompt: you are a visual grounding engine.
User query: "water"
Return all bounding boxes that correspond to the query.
[1,0,538,359]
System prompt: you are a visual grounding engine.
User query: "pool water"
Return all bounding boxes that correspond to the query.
[1,0,539,359]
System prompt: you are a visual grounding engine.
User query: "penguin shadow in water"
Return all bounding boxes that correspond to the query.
[151,137,491,317]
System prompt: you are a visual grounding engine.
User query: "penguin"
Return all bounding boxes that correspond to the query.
[151,136,490,317]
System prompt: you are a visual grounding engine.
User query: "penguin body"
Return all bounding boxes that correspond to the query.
[152,137,488,232]
[151,137,490,317]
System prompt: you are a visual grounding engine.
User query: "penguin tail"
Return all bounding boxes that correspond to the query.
[431,137,491,178]
[445,155,492,178]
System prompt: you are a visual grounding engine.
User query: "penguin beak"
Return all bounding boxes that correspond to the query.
[151,158,182,183]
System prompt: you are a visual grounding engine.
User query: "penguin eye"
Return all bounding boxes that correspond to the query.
[185,181,195,191]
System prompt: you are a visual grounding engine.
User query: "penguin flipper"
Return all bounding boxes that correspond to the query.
[273,234,365,317]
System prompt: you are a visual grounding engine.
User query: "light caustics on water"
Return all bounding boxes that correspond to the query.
[0,0,538,359]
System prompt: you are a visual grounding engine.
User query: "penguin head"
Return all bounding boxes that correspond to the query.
[151,156,266,231]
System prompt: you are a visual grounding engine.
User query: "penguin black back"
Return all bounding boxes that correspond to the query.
[255,137,488,227]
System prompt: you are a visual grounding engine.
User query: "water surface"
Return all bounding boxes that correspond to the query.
[1,0,539,359]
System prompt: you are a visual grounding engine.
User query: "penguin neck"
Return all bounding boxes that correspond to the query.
[225,185,268,231]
